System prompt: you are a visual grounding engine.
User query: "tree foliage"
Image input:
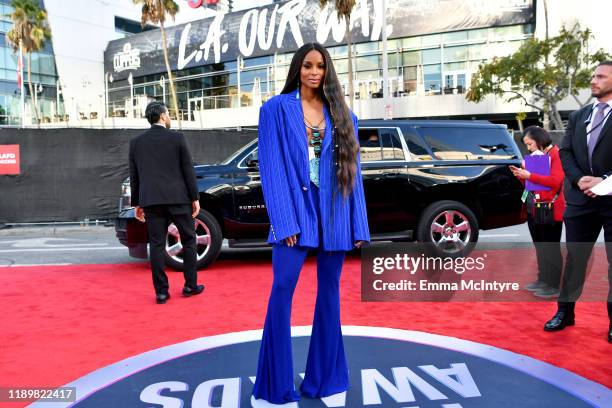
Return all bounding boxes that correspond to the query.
[466,24,610,130]
[133,0,181,126]
[319,0,356,108]
[6,0,52,125]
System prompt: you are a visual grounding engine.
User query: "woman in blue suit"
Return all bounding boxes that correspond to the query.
[252,42,370,404]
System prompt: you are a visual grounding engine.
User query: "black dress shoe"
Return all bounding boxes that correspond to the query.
[544,311,575,331]
[156,293,170,304]
[182,284,205,297]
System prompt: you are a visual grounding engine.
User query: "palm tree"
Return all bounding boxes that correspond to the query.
[6,0,52,125]
[319,0,356,108]
[133,0,181,127]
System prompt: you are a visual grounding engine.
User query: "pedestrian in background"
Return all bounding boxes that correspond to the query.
[129,102,205,304]
[511,126,565,298]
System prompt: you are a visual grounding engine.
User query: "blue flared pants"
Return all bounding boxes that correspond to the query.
[252,184,348,404]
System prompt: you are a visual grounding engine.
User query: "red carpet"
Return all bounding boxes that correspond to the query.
[0,255,610,407]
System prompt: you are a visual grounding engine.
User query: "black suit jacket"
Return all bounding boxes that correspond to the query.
[129,125,199,208]
[559,103,612,216]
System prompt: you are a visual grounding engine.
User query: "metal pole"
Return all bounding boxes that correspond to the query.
[381,0,391,120]
[104,73,109,118]
[56,80,61,122]
[237,56,242,108]
[19,46,25,127]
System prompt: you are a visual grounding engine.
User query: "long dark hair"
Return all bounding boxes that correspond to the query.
[281,42,358,198]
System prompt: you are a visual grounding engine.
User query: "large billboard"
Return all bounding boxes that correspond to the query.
[104,0,535,81]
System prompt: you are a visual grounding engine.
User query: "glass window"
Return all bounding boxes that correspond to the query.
[402,129,433,161]
[443,31,468,44]
[388,52,401,68]
[355,55,380,71]
[403,66,417,81]
[493,25,524,40]
[423,64,441,93]
[422,48,441,64]
[444,62,467,71]
[422,34,441,47]
[328,45,348,57]
[242,55,271,68]
[522,24,534,35]
[443,45,468,62]
[418,127,519,160]
[402,37,420,49]
[6,69,19,81]
[386,39,398,49]
[358,128,381,161]
[468,43,487,60]
[333,58,348,73]
[4,46,16,70]
[468,28,488,41]
[355,42,379,53]
[355,69,379,80]
[358,128,406,161]
[38,54,55,76]
[43,75,57,85]
[402,50,420,66]
[379,128,406,160]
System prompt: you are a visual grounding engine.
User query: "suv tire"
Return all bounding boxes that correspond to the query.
[164,209,223,270]
[416,200,479,257]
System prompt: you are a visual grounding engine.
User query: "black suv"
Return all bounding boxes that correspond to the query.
[115,120,524,269]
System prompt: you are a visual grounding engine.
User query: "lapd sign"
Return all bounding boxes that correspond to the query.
[104,0,535,81]
[31,327,610,407]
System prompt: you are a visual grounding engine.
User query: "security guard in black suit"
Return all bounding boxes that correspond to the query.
[546,61,612,343]
[129,102,204,304]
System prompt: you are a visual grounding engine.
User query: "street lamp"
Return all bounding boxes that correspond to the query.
[128,72,134,118]
[105,72,113,118]
[56,80,62,122]
[159,75,166,105]
[34,84,43,123]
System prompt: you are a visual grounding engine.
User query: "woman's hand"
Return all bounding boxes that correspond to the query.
[285,234,298,247]
[354,241,365,248]
[509,166,530,180]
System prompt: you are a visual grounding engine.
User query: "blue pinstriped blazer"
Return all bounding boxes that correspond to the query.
[258,88,370,251]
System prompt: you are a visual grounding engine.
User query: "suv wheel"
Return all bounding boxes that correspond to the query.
[416,200,479,257]
[164,209,222,270]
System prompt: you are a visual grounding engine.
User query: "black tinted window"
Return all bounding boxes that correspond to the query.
[418,127,518,160]
[402,129,433,161]
[358,128,405,162]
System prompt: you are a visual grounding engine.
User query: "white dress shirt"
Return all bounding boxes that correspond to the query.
[586,100,612,144]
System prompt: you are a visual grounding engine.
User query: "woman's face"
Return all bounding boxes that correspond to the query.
[300,49,325,90]
[523,135,539,153]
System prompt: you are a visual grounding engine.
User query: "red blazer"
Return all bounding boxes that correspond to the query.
[527,145,566,222]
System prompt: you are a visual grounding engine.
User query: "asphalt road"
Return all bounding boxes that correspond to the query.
[0,222,604,267]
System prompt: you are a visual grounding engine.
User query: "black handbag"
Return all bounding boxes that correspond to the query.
[525,191,558,225]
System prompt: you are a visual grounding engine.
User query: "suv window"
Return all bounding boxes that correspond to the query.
[358,128,406,162]
[401,128,433,161]
[418,127,518,160]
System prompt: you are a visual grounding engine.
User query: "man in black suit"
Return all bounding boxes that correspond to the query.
[129,102,204,304]
[546,61,612,342]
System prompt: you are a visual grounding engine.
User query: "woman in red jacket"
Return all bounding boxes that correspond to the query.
[510,126,566,298]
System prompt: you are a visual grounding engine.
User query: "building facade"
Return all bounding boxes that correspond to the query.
[0,0,60,125]
[103,0,540,128]
[1,0,610,128]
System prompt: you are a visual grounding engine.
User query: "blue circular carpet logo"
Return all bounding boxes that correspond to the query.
[31,327,611,407]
